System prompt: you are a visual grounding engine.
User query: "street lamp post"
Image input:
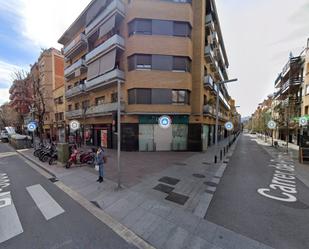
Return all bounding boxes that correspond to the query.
[215,78,238,146]
[117,80,121,190]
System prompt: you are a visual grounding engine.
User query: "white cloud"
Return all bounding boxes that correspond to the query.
[0,60,22,86]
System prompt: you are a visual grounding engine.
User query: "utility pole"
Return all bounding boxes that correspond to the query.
[117,80,121,190]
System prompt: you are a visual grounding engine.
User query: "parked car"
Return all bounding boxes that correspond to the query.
[0,130,9,142]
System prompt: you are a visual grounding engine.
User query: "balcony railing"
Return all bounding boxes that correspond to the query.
[203,105,214,115]
[63,33,87,58]
[65,84,85,99]
[85,0,125,36]
[205,45,217,68]
[205,13,215,31]
[64,58,86,78]
[204,75,214,86]
[86,34,125,63]
[219,91,231,110]
[66,109,83,119]
[87,102,125,117]
[85,69,125,91]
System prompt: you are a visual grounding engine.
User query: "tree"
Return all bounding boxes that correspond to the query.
[0,103,20,129]
[31,64,46,142]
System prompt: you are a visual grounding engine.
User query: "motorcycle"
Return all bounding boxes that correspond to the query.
[48,149,58,165]
[66,148,95,168]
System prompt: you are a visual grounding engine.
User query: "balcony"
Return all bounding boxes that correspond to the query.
[205,45,217,71]
[86,102,125,117]
[66,109,83,119]
[85,0,125,36]
[65,84,85,99]
[215,66,224,81]
[64,58,87,79]
[85,69,125,91]
[203,105,214,115]
[86,35,125,64]
[205,13,215,31]
[219,91,231,110]
[211,31,219,45]
[63,33,87,59]
[204,75,214,87]
[215,45,226,67]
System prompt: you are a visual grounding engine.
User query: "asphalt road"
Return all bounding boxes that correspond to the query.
[206,134,309,249]
[0,142,137,249]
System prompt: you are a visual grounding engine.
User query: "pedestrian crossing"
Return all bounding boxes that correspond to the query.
[0,184,65,243]
[0,152,17,159]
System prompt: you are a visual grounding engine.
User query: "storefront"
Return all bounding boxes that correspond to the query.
[138,115,189,151]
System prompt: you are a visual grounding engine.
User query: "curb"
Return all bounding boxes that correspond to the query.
[16,150,56,178]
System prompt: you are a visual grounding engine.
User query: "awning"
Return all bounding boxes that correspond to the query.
[99,14,116,38]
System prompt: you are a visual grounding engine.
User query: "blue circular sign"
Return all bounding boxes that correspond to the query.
[158,115,172,129]
[224,122,234,131]
[27,122,37,132]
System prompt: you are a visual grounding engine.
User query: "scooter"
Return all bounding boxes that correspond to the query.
[48,149,58,165]
[66,149,95,168]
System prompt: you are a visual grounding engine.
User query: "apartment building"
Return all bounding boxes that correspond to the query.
[273,53,304,144]
[30,48,65,139]
[58,0,235,151]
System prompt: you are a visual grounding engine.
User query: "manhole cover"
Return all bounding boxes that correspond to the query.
[153,184,174,194]
[158,176,180,186]
[204,181,217,187]
[193,173,206,178]
[165,192,189,205]
[91,201,101,209]
[174,162,187,166]
[49,177,58,183]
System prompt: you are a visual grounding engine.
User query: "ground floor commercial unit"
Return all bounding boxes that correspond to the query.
[274,126,300,145]
[66,114,230,151]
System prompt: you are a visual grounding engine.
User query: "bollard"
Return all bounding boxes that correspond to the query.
[223,148,226,156]
[214,155,217,164]
[220,150,222,160]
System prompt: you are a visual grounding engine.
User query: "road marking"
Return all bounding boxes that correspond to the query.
[257,156,297,202]
[0,192,23,243]
[0,152,17,159]
[26,184,65,220]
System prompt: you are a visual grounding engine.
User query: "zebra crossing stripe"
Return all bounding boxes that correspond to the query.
[0,192,23,243]
[26,184,65,220]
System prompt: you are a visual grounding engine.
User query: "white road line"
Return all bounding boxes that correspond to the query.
[26,184,65,220]
[0,152,17,159]
[0,192,23,243]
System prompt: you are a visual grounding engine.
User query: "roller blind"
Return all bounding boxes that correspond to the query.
[86,0,107,26]
[99,49,116,75]
[87,59,100,80]
[99,15,116,38]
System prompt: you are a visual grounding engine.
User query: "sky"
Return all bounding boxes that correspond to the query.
[0,0,308,117]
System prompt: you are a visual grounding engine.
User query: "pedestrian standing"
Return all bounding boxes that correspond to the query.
[95,146,106,183]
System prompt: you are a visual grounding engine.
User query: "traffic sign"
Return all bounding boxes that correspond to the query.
[27,122,37,132]
[158,115,172,129]
[69,120,80,131]
[224,121,234,131]
[299,116,308,126]
[267,120,276,130]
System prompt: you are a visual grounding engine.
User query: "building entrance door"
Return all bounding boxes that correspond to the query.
[154,125,172,151]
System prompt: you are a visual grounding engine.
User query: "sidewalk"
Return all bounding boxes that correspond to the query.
[16,134,272,249]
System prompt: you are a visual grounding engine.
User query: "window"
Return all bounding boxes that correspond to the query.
[306,106,309,115]
[173,56,190,72]
[95,96,105,105]
[54,96,63,105]
[152,20,173,36]
[136,55,152,70]
[68,105,72,111]
[172,90,189,104]
[306,85,309,95]
[55,112,64,121]
[129,19,152,36]
[173,22,191,37]
[128,54,190,72]
[152,89,172,104]
[68,85,72,90]
[111,92,118,103]
[74,82,79,87]
[128,89,151,104]
[82,100,90,109]
[152,55,173,71]
[75,103,80,110]
[129,19,191,37]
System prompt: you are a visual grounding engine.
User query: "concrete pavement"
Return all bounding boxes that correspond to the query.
[0,142,139,249]
[207,134,309,249]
